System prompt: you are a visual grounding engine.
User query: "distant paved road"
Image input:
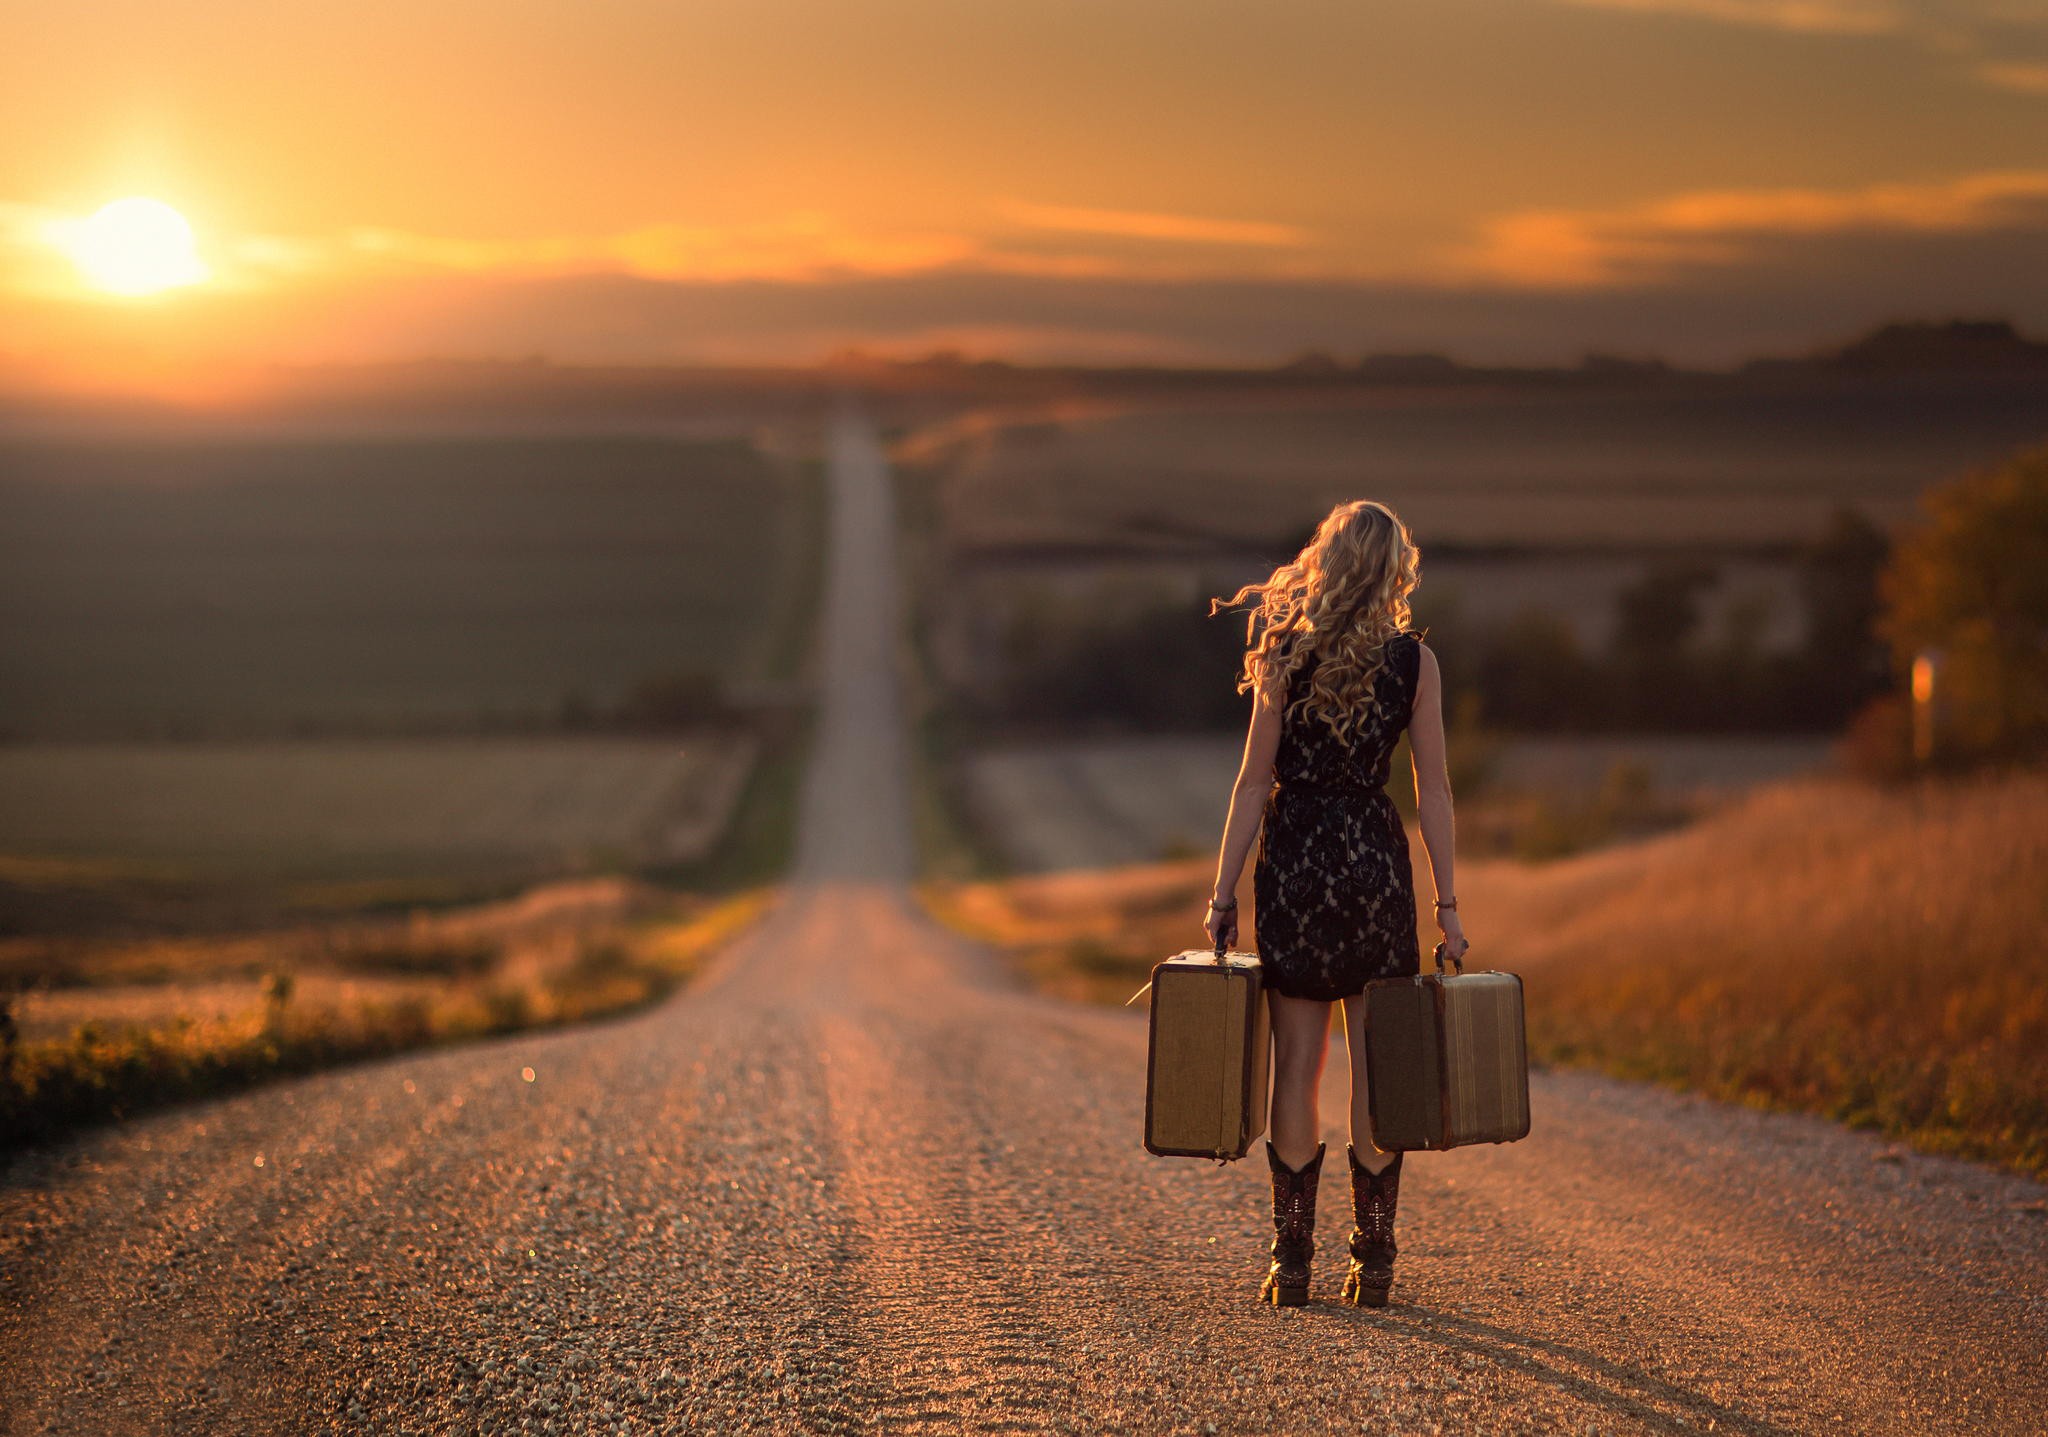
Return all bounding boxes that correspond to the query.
[2,405,2043,1435]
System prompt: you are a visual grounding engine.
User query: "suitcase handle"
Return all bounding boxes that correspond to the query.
[1433,940,1465,976]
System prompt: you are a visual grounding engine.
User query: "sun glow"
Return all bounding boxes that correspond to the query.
[59,197,209,296]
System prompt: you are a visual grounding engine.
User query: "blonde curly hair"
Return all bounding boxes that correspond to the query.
[1210,500,1421,746]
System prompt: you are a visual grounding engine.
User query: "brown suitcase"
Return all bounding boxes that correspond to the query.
[1364,943,1530,1152]
[1140,940,1272,1160]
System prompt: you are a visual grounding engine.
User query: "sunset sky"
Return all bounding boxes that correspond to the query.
[5,0,2047,391]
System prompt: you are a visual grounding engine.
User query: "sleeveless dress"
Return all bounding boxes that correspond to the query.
[1253,630,1425,1002]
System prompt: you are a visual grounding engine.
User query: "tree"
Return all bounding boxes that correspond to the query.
[1800,507,1890,664]
[1878,446,2048,763]
[1477,607,1602,730]
[1610,561,1718,726]
[1790,506,1891,724]
[1612,561,1717,660]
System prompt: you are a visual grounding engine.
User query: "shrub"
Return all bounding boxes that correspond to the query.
[1879,445,2048,764]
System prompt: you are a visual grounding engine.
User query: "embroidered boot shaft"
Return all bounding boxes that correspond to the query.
[1341,1145,1403,1307]
[1260,1140,1325,1307]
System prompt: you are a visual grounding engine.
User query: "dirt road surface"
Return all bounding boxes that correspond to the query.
[3,406,2044,1435]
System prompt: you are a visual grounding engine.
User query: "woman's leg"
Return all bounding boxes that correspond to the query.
[1336,992,1406,1305]
[1339,994,1397,1174]
[1267,992,1334,1170]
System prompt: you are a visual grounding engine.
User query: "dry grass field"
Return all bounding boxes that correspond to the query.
[920,767,2048,1177]
[0,878,774,1149]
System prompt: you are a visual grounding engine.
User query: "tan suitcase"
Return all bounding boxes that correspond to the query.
[1364,943,1530,1152]
[1140,942,1272,1161]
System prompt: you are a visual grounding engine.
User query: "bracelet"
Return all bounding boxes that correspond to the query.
[1208,898,1238,912]
[1433,897,1458,910]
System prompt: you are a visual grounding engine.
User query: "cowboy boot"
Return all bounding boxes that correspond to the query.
[1260,1140,1325,1307]
[1340,1145,1403,1307]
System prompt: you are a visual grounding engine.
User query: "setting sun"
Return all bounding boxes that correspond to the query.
[60,197,208,296]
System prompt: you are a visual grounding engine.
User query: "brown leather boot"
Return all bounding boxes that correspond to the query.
[1260,1140,1325,1307]
[1341,1145,1403,1307]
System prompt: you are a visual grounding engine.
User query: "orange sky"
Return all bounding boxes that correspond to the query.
[4,0,2047,390]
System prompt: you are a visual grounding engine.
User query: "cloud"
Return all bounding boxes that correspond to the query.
[1443,170,2048,287]
[1553,0,2048,95]
[279,215,984,285]
[1554,0,1906,35]
[989,200,1311,249]
[1979,59,2048,91]
[2,202,1309,305]
[1,194,1328,313]
[0,201,96,299]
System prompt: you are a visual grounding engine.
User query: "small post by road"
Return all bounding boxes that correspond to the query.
[1910,647,1945,766]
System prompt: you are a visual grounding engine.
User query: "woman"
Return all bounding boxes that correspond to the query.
[1205,499,1469,1309]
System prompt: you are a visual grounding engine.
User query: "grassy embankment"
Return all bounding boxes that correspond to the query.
[0,885,773,1151]
[919,768,2048,1178]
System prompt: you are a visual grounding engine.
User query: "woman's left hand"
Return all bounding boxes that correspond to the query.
[1203,903,1238,953]
[1436,907,1471,965]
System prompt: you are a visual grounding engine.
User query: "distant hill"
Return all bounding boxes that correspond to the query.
[1747,319,2048,376]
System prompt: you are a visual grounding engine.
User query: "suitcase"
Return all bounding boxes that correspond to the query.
[1364,943,1530,1152]
[1139,938,1272,1160]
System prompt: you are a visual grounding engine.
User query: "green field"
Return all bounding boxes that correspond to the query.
[0,434,816,739]
[0,736,754,883]
[0,432,820,911]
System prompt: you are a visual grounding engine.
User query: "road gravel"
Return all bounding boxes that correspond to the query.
[3,406,2044,1435]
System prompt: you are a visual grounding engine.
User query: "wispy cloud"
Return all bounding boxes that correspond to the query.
[0,206,998,299]
[990,199,1310,249]
[327,215,983,283]
[236,212,1276,287]
[1554,0,1906,36]
[1443,169,2048,286]
[1554,0,2048,95]
[2,195,1325,305]
[1979,58,2048,92]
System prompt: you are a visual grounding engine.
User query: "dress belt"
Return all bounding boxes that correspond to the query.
[1271,780,1389,798]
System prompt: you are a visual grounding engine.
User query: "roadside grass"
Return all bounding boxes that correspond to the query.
[917,767,2048,1179]
[0,887,773,1152]
[655,450,824,894]
[659,712,814,893]
[895,456,1011,882]
[918,862,1219,1006]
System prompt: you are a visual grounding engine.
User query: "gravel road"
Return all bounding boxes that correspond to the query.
[3,406,2045,1436]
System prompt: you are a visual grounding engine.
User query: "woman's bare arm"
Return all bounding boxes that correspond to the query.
[1408,643,1470,959]
[1204,681,1284,949]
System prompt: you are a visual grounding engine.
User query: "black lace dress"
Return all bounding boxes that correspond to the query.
[1253,630,1425,1002]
